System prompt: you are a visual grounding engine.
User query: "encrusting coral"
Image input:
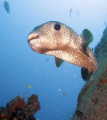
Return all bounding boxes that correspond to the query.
[0,94,40,120]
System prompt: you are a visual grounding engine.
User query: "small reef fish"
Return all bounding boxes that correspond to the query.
[77,11,79,16]
[4,1,10,14]
[46,58,49,62]
[26,85,32,88]
[62,93,67,95]
[28,21,98,80]
[104,22,107,27]
[70,8,72,17]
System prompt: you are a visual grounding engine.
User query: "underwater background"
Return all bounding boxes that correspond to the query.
[0,0,107,120]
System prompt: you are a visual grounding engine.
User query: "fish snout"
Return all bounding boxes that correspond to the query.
[28,33,39,43]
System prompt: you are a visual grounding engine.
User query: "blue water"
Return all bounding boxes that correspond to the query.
[0,0,107,120]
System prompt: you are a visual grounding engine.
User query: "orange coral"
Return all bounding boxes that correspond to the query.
[10,96,26,112]
[20,94,41,119]
[0,113,8,120]
[100,70,107,84]
[0,94,40,120]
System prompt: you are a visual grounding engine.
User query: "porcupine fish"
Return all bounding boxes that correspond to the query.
[27,21,98,80]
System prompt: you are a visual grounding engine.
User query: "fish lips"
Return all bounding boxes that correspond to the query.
[28,33,39,43]
[28,33,48,53]
[27,33,41,52]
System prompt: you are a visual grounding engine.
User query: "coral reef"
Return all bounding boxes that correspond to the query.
[0,94,40,120]
[72,27,107,120]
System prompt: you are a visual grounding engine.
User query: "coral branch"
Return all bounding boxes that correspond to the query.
[0,94,40,120]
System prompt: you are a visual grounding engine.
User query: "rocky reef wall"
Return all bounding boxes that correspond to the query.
[72,27,107,120]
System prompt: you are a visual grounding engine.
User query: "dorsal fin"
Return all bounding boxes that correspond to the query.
[55,57,64,67]
[80,29,93,47]
[80,29,93,58]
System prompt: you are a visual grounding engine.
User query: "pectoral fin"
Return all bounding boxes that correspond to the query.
[55,57,64,67]
[81,67,93,80]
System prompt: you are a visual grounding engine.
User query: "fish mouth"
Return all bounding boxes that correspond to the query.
[28,34,39,43]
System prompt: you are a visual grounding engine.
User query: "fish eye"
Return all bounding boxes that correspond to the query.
[54,23,61,30]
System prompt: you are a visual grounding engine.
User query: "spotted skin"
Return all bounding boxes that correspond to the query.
[28,21,98,79]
